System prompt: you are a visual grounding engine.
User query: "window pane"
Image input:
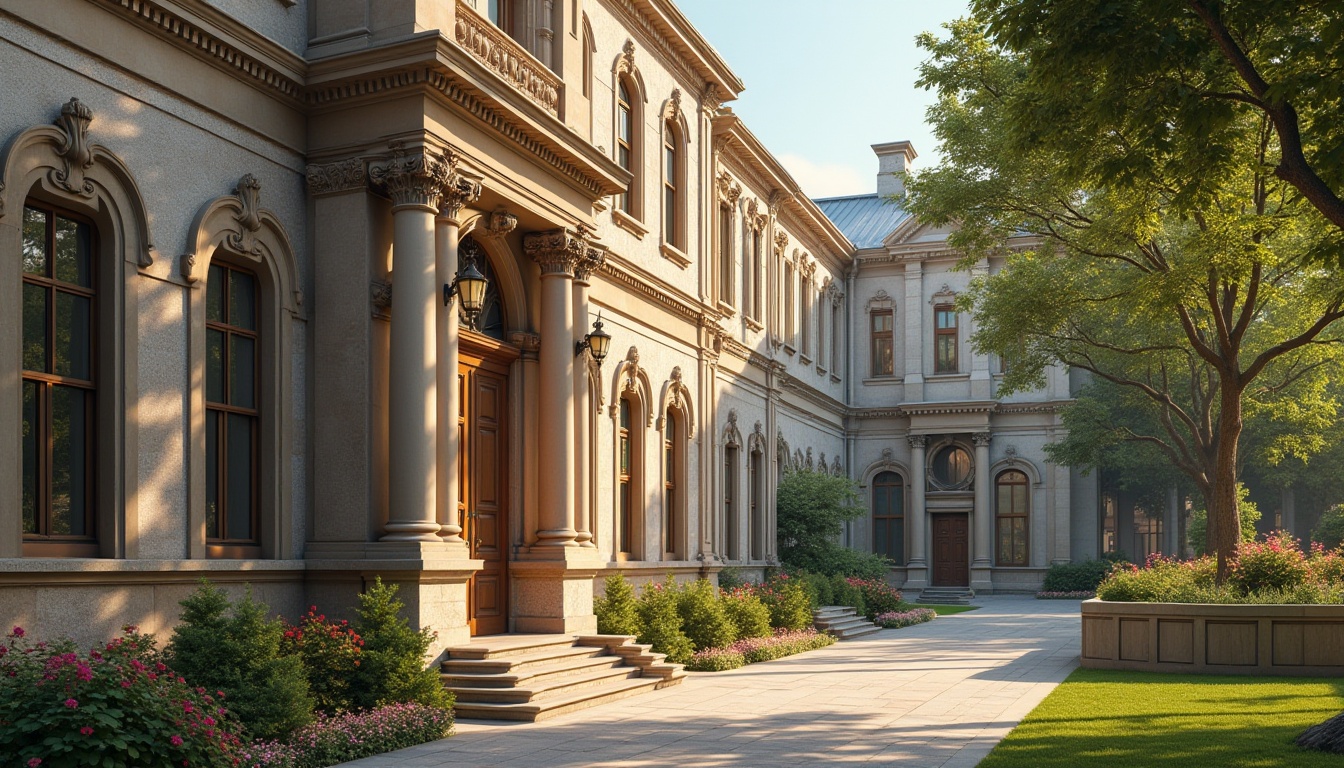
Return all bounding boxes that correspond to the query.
[998,521,1012,564]
[618,145,630,172]
[50,385,89,537]
[1013,519,1027,565]
[487,0,501,25]
[1014,483,1028,512]
[23,283,49,373]
[207,411,219,539]
[22,382,39,535]
[664,141,675,180]
[207,265,225,323]
[875,338,893,375]
[207,329,226,404]
[23,207,48,275]
[226,413,254,541]
[55,292,92,381]
[665,189,676,239]
[229,270,256,330]
[230,334,256,409]
[53,216,92,288]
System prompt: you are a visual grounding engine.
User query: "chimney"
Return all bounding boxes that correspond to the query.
[872,141,917,197]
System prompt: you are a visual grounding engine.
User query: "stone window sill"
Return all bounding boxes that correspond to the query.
[744,316,764,332]
[799,354,813,366]
[717,300,736,317]
[863,376,903,386]
[783,343,797,356]
[612,208,647,239]
[660,242,690,269]
[928,372,971,381]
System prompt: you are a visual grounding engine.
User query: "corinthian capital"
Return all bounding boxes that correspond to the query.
[972,432,993,448]
[907,434,928,450]
[369,142,453,212]
[574,239,608,281]
[523,228,587,276]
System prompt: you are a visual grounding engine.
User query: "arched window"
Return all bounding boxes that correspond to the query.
[616,78,638,216]
[21,203,98,556]
[749,447,763,560]
[663,406,685,559]
[458,237,504,340]
[872,471,904,565]
[662,118,683,250]
[784,261,796,346]
[718,203,734,306]
[205,263,260,554]
[996,470,1029,566]
[750,229,763,321]
[618,396,636,556]
[724,443,739,560]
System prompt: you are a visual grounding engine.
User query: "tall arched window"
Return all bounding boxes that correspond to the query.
[724,444,739,560]
[618,396,636,556]
[750,230,763,321]
[872,471,904,565]
[205,263,261,554]
[662,119,682,250]
[663,406,684,559]
[719,203,734,306]
[996,470,1029,566]
[616,79,637,216]
[749,447,763,560]
[21,203,98,556]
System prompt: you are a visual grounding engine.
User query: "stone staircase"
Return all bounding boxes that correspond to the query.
[813,605,882,640]
[916,587,975,605]
[442,634,685,722]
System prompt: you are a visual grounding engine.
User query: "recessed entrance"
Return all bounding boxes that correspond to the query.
[931,513,970,587]
[460,334,515,636]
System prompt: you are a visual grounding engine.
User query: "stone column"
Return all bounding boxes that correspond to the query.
[523,229,585,548]
[571,243,606,548]
[906,434,928,590]
[371,144,452,541]
[435,174,482,545]
[971,431,994,592]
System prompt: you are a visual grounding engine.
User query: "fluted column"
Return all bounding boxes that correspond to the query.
[371,144,451,541]
[524,229,586,547]
[571,243,606,548]
[972,432,993,567]
[907,434,928,588]
[434,172,481,544]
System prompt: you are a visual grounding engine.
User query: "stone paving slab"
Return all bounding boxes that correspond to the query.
[340,596,1080,768]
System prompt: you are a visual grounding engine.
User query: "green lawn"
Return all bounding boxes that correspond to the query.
[922,604,979,616]
[980,668,1344,768]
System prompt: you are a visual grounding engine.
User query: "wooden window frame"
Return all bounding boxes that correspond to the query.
[870,309,894,377]
[719,204,734,306]
[934,304,959,374]
[751,231,763,321]
[995,470,1030,567]
[872,471,904,566]
[663,407,684,559]
[662,119,681,250]
[616,78,638,217]
[618,396,634,556]
[748,448,763,561]
[724,443,739,560]
[21,202,99,557]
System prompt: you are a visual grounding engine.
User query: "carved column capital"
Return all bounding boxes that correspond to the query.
[438,174,482,225]
[972,432,993,448]
[573,243,607,282]
[481,209,518,239]
[907,434,928,450]
[369,142,453,212]
[523,228,587,276]
[306,158,367,196]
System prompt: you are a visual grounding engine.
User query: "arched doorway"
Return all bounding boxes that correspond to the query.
[457,236,516,636]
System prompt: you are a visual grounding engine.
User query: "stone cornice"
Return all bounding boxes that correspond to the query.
[899,400,1000,417]
[996,400,1072,414]
[601,0,743,99]
[777,372,847,416]
[95,0,306,105]
[596,254,703,324]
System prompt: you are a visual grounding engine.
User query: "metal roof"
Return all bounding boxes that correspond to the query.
[812,194,910,250]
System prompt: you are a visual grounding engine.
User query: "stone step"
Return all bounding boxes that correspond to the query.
[442,644,609,675]
[813,606,858,619]
[820,617,875,634]
[444,634,585,661]
[448,664,644,704]
[441,651,628,688]
[452,673,684,723]
[917,596,971,605]
[832,624,883,640]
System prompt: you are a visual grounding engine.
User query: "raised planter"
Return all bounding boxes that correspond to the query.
[1080,599,1344,676]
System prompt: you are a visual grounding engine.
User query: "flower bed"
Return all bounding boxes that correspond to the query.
[241,703,452,768]
[685,628,835,672]
[1036,591,1097,600]
[873,609,936,628]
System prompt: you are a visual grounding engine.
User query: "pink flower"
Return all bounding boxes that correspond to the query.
[12,627,25,637]
[75,664,93,682]
[80,726,94,736]
[27,759,41,768]
[170,735,183,747]
[121,680,133,688]
[64,699,78,709]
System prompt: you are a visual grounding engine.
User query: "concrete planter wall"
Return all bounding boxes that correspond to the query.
[1081,599,1344,676]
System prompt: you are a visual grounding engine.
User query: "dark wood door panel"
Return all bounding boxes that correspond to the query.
[463,361,509,636]
[932,514,969,587]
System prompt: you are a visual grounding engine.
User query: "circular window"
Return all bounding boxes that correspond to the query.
[931,446,972,489]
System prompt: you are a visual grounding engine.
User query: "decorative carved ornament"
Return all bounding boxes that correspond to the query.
[370,279,393,320]
[369,142,453,211]
[53,98,95,197]
[773,230,789,257]
[617,39,636,74]
[657,366,695,437]
[746,199,767,232]
[305,159,366,196]
[716,171,742,205]
[227,174,264,258]
[455,0,561,115]
[930,283,957,305]
[831,456,843,476]
[723,408,743,447]
[805,447,814,471]
[438,173,483,224]
[867,289,894,313]
[574,242,608,282]
[522,227,588,275]
[482,209,518,239]
[972,432,993,448]
[908,434,928,450]
[701,82,722,117]
[749,420,766,453]
[662,88,682,121]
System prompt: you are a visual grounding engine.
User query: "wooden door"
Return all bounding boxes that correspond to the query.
[932,514,969,587]
[461,351,510,636]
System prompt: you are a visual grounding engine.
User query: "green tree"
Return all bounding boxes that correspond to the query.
[1187,483,1262,556]
[1313,504,1344,550]
[906,16,1344,579]
[594,573,640,636]
[776,469,891,576]
[350,578,452,712]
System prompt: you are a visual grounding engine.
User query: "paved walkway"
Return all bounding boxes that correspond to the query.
[345,596,1080,768]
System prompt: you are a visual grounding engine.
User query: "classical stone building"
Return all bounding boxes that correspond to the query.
[1,0,1099,652]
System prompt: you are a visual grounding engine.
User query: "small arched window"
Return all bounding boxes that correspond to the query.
[872,471,904,565]
[205,263,261,554]
[724,443,739,560]
[749,447,763,560]
[996,470,1029,566]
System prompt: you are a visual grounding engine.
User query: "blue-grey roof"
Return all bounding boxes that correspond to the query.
[813,194,910,250]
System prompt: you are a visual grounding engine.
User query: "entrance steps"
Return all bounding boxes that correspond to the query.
[916,587,975,605]
[813,606,882,640]
[442,634,685,722]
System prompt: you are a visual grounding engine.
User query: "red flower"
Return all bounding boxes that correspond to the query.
[27,759,41,768]
[80,726,94,737]
[64,698,79,709]
[170,735,184,747]
[11,627,25,638]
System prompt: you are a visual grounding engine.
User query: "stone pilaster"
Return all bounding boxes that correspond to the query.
[571,242,606,548]
[971,431,994,592]
[906,434,928,590]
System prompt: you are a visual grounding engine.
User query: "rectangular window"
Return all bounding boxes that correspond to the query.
[664,411,678,557]
[801,287,812,355]
[619,399,632,555]
[831,300,842,375]
[22,204,98,556]
[935,305,958,373]
[719,206,734,306]
[663,125,678,247]
[617,82,633,214]
[784,263,796,345]
[724,446,738,560]
[206,263,260,553]
[751,232,763,320]
[749,450,763,560]
[817,290,826,368]
[872,472,905,566]
[871,310,894,376]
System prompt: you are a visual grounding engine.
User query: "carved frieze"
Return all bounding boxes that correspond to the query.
[455,0,561,115]
[305,159,366,196]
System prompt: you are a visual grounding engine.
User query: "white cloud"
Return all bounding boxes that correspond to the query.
[778,154,870,199]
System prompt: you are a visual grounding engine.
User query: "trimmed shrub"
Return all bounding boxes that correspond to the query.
[685,648,746,672]
[594,573,640,636]
[731,628,835,663]
[848,578,903,620]
[874,609,936,628]
[242,702,453,768]
[0,625,246,768]
[1308,543,1344,585]
[1095,555,1217,603]
[349,578,453,712]
[1312,504,1344,551]
[720,590,772,640]
[166,582,314,740]
[1041,560,1112,593]
[677,579,738,652]
[1228,531,1308,594]
[1035,591,1096,599]
[280,606,363,714]
[758,574,813,631]
[799,571,834,608]
[830,575,866,617]
[636,577,694,664]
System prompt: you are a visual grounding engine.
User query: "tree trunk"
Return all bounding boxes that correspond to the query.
[1208,381,1244,582]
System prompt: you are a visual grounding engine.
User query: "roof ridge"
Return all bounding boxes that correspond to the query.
[813,193,880,202]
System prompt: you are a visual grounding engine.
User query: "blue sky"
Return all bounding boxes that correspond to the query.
[674,0,970,198]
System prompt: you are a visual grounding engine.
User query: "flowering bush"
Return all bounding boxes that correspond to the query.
[719,589,772,640]
[1229,531,1309,594]
[1035,591,1097,600]
[280,607,363,714]
[753,574,814,631]
[635,577,694,664]
[1307,543,1344,585]
[241,703,452,768]
[677,578,738,651]
[1096,554,1218,602]
[685,647,746,672]
[846,578,903,620]
[873,609,936,628]
[0,625,246,768]
[727,628,836,663]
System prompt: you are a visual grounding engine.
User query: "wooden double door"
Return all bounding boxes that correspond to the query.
[459,339,514,636]
[931,514,970,587]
